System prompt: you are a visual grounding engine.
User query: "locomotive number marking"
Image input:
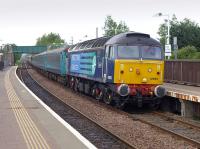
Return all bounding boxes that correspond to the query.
[150,78,158,80]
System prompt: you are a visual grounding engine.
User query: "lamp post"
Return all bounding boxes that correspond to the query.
[154,13,171,59]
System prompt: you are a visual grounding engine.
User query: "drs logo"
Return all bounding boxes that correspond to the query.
[70,52,97,76]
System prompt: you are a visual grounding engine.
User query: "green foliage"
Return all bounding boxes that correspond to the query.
[192,52,200,59]
[14,53,22,65]
[36,32,65,46]
[171,45,200,59]
[158,15,200,50]
[177,46,197,59]
[158,15,178,49]
[103,15,129,37]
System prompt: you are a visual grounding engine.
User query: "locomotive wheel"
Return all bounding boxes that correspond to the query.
[91,86,102,100]
[96,89,103,101]
[91,88,96,97]
[103,90,113,105]
[70,77,74,89]
[149,98,161,110]
[74,79,79,92]
[115,100,126,109]
[149,103,160,110]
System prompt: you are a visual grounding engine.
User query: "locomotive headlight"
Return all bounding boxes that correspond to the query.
[129,68,133,72]
[148,68,152,73]
[142,78,147,83]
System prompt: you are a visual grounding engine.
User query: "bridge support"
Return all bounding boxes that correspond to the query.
[179,99,194,118]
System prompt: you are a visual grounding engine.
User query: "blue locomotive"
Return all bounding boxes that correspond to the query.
[30,32,166,108]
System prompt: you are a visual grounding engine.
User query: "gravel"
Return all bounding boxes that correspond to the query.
[28,68,197,149]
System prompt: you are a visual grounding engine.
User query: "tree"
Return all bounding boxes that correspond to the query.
[103,15,129,37]
[170,19,200,51]
[36,32,65,46]
[158,15,200,51]
[157,14,178,49]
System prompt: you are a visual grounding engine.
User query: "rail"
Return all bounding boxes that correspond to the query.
[18,65,137,149]
[131,112,200,148]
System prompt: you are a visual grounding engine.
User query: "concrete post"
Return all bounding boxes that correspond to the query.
[179,99,194,118]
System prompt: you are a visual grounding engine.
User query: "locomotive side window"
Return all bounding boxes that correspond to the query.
[106,46,114,59]
[108,46,114,59]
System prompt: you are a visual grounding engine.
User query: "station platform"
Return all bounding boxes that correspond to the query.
[0,67,96,149]
[163,83,200,103]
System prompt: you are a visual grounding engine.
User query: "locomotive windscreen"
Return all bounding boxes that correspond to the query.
[141,46,162,60]
[117,46,162,60]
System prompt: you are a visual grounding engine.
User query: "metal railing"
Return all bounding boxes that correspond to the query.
[165,60,200,86]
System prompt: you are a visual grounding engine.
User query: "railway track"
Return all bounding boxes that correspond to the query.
[18,64,200,148]
[131,111,200,147]
[17,65,136,149]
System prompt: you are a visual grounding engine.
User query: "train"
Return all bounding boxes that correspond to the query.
[29,32,166,108]
[0,53,4,70]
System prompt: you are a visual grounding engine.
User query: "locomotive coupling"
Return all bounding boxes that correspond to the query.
[154,86,166,97]
[117,84,130,96]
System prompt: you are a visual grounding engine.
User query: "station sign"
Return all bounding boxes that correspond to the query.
[165,44,171,56]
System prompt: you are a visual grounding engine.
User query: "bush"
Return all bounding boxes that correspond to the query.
[192,52,200,59]
[177,46,198,59]
[170,45,200,59]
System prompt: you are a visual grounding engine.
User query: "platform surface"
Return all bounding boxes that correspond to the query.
[0,67,95,149]
[163,83,200,103]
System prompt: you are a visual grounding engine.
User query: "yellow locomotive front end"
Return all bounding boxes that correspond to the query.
[113,45,165,101]
[114,59,164,85]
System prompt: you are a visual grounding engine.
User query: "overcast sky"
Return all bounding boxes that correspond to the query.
[0,0,199,45]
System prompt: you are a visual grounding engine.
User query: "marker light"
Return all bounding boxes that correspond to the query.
[136,69,140,75]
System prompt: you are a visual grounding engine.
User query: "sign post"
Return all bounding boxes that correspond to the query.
[173,37,178,60]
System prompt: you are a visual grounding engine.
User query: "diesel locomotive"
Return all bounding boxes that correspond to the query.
[30,32,166,108]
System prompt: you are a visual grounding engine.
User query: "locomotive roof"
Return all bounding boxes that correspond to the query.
[68,37,111,52]
[68,32,161,52]
[105,32,161,46]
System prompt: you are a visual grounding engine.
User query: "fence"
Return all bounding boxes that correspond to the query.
[165,60,200,86]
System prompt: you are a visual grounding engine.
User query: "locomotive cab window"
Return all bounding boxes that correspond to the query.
[141,46,162,60]
[117,46,139,59]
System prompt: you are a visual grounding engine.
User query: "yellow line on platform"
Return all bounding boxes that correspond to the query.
[4,69,50,149]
